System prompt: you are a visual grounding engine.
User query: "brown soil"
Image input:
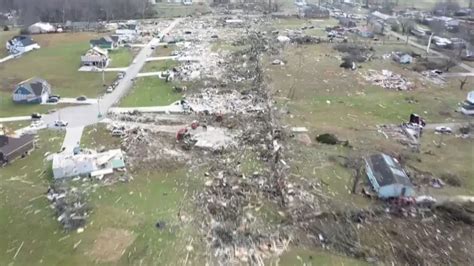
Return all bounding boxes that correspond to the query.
[88,228,136,263]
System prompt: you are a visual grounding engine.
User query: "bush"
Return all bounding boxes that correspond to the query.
[19,28,29,35]
[3,25,9,31]
[316,133,339,145]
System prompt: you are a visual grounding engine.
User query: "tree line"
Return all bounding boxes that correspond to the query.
[0,0,156,25]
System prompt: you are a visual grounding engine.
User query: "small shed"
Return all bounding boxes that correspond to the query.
[12,77,51,104]
[365,153,415,199]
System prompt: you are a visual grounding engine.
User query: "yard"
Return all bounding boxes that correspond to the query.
[119,77,182,107]
[108,48,134,68]
[0,30,17,58]
[0,126,205,265]
[265,42,474,207]
[0,33,116,100]
[141,59,178,73]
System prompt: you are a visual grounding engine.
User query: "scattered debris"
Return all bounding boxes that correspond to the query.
[364,70,414,90]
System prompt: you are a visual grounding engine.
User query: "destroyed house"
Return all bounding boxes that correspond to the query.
[80,46,109,67]
[90,36,118,50]
[365,153,415,199]
[0,134,35,165]
[339,17,357,28]
[52,149,125,179]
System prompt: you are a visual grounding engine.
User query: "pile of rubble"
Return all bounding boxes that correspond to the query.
[186,89,265,115]
[363,69,415,90]
[47,183,91,231]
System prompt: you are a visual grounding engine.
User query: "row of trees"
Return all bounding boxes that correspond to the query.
[0,0,156,25]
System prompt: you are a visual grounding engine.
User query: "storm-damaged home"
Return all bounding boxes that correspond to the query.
[12,77,52,104]
[460,91,474,115]
[365,153,415,199]
[89,35,120,50]
[52,149,126,179]
[0,133,35,165]
[6,35,40,54]
[80,46,109,67]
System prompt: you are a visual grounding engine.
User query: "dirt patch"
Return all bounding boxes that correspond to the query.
[88,228,136,263]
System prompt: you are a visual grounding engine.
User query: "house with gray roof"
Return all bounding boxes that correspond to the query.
[0,134,35,165]
[6,35,40,54]
[12,77,52,104]
[365,153,415,199]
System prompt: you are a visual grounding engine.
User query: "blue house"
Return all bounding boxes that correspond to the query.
[12,77,51,104]
[365,153,415,199]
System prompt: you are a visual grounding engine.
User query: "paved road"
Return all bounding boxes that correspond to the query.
[387,31,474,73]
[43,19,182,129]
[441,72,474,78]
[40,19,182,152]
[0,116,31,123]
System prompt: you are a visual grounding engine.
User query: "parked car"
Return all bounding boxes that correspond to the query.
[47,97,59,103]
[435,126,452,134]
[111,129,125,137]
[31,113,42,119]
[117,72,126,79]
[106,86,114,93]
[76,95,87,101]
[54,120,68,127]
[50,94,61,99]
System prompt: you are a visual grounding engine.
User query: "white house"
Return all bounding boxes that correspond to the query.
[460,91,474,115]
[6,35,40,54]
[52,149,125,179]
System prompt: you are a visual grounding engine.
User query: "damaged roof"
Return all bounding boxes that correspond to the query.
[366,153,412,187]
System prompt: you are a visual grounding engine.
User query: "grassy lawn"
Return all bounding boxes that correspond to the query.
[108,48,134,68]
[153,45,175,57]
[0,32,116,117]
[141,59,178,73]
[0,127,204,265]
[265,43,473,206]
[0,30,18,58]
[119,77,182,107]
[0,91,56,117]
[155,3,211,18]
[0,33,116,99]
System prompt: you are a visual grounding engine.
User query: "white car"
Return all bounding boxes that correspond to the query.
[54,120,68,127]
[106,86,114,93]
[111,129,125,137]
[435,126,452,134]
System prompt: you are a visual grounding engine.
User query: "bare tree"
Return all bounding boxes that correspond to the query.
[459,77,469,90]
[399,17,414,44]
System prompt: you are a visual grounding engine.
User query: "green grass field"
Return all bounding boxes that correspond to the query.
[108,48,134,68]
[265,41,473,203]
[141,59,178,73]
[0,30,17,58]
[0,126,205,265]
[119,77,182,107]
[0,32,116,117]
